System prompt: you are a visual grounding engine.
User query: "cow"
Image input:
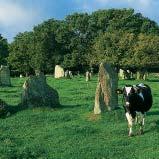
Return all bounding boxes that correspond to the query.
[116,83,153,136]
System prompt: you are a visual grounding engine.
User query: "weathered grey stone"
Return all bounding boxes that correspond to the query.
[0,65,11,86]
[22,73,60,108]
[94,63,118,114]
[54,65,64,78]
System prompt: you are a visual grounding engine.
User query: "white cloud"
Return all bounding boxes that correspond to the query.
[0,0,40,42]
[78,0,158,19]
[0,1,39,28]
[126,0,151,8]
[0,1,38,27]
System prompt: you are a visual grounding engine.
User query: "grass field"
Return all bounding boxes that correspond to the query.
[0,75,159,159]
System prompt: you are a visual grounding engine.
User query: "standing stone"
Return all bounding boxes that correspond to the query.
[22,72,60,108]
[0,65,11,86]
[119,69,125,79]
[20,74,23,78]
[69,71,73,78]
[64,70,70,78]
[86,71,91,82]
[94,63,118,114]
[54,65,64,78]
[143,72,148,80]
[124,70,131,79]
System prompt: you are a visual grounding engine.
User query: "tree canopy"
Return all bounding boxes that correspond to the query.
[6,8,159,75]
[0,35,9,65]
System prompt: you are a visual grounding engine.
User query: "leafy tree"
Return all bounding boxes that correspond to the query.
[0,34,9,65]
[90,31,136,67]
[64,13,92,71]
[31,21,59,73]
[133,34,159,69]
[8,32,34,75]
[7,8,159,74]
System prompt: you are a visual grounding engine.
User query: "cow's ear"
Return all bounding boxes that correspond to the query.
[116,89,123,94]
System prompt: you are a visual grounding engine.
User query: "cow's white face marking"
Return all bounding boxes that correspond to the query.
[125,87,132,96]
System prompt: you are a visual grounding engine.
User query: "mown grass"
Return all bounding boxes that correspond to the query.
[0,75,159,159]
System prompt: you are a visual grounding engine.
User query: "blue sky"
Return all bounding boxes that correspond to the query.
[0,0,159,42]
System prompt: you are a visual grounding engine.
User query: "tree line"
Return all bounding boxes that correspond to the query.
[1,8,159,76]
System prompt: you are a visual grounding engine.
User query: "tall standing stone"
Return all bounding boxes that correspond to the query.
[0,65,11,86]
[54,65,64,78]
[94,63,118,114]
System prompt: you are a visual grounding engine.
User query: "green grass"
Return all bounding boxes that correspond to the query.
[0,75,159,159]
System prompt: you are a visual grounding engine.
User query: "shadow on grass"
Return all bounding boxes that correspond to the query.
[0,90,18,94]
[4,103,27,118]
[2,103,82,119]
[147,111,159,116]
[147,79,159,82]
[60,104,81,109]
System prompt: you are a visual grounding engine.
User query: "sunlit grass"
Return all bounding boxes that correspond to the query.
[0,75,158,158]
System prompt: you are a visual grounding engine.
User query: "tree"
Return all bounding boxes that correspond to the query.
[63,13,92,71]
[90,31,136,68]
[8,32,34,75]
[132,34,159,78]
[0,34,9,65]
[7,8,159,74]
[31,22,56,72]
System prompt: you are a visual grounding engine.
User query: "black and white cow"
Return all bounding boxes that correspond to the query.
[117,83,153,136]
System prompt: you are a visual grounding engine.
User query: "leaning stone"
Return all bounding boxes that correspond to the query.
[94,63,118,114]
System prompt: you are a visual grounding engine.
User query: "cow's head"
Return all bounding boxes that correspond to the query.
[116,85,137,106]
[123,85,136,105]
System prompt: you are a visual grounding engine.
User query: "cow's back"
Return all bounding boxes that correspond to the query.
[141,86,153,112]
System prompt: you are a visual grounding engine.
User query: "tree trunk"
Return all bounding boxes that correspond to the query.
[94,63,118,114]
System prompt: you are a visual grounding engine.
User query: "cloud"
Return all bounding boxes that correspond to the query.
[0,0,158,42]
[76,0,159,23]
[77,0,156,11]
[0,0,40,42]
[0,2,34,27]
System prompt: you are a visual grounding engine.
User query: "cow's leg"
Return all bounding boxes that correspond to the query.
[125,112,134,136]
[135,112,139,124]
[139,113,145,135]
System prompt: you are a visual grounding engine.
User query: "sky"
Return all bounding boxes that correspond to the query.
[0,0,159,42]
